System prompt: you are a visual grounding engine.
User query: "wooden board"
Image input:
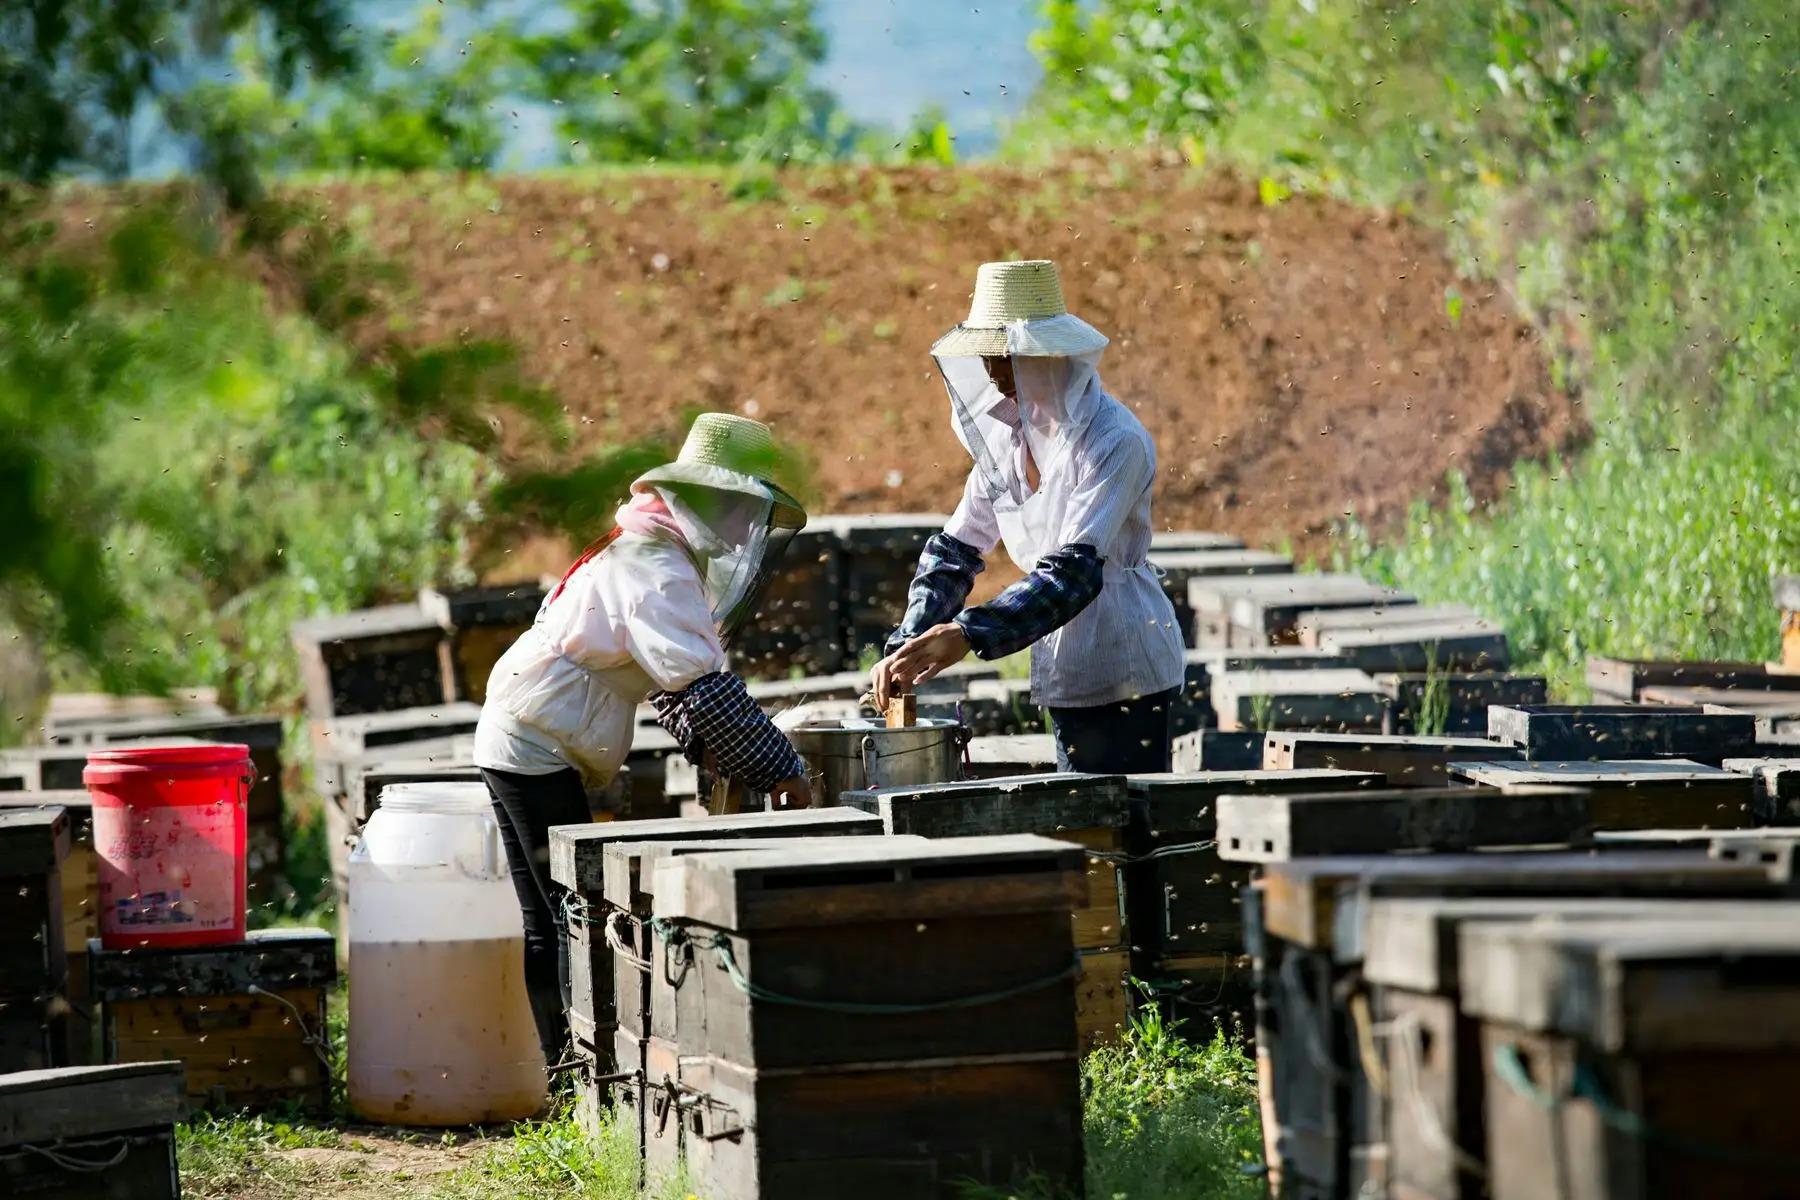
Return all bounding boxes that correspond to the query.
[1375,670,1549,735]
[1211,668,1388,733]
[961,734,1059,779]
[1295,603,1481,649]
[309,702,482,759]
[1074,948,1130,1053]
[1169,728,1266,771]
[549,805,886,895]
[1722,756,1800,822]
[1585,656,1795,704]
[106,987,331,1113]
[1318,619,1510,675]
[840,773,1126,838]
[682,1052,1083,1200]
[1449,758,1754,829]
[0,1062,186,1146]
[88,928,335,1001]
[1256,848,1790,954]
[1263,731,1520,786]
[1216,786,1593,864]
[1486,703,1757,763]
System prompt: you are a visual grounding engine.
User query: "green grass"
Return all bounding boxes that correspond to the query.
[175,1011,1259,1200]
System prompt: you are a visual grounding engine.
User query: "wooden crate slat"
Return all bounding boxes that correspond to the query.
[1263,731,1520,786]
[1216,786,1593,864]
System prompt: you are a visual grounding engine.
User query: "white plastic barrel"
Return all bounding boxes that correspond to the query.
[347,782,546,1124]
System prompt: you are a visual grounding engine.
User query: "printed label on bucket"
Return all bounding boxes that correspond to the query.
[97,803,240,934]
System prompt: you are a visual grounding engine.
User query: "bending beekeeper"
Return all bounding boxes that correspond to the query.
[475,413,811,1070]
[872,260,1185,773]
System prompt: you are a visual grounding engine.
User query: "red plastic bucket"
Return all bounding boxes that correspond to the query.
[84,742,251,950]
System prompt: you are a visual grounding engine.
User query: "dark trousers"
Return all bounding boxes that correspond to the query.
[1048,686,1177,774]
[480,766,591,1064]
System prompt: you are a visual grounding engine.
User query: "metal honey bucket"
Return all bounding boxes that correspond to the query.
[788,717,967,803]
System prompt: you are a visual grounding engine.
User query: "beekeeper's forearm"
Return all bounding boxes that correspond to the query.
[675,671,805,791]
[954,543,1103,659]
[884,531,986,656]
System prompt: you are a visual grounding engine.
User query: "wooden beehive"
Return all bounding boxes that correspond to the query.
[1722,756,1800,823]
[1124,771,1381,1028]
[1179,647,1343,731]
[1294,603,1480,650]
[731,526,845,680]
[961,733,1060,779]
[821,513,946,667]
[1262,730,1522,786]
[0,793,96,1064]
[88,928,336,1114]
[1461,916,1800,1200]
[841,774,1129,1050]
[649,835,1086,1200]
[419,582,544,704]
[1365,895,1800,1200]
[1153,548,1293,647]
[1211,668,1389,733]
[1375,671,1549,735]
[548,808,884,1085]
[1217,786,1595,864]
[1585,656,1794,704]
[1486,702,1757,764]
[290,604,454,720]
[1170,728,1267,771]
[0,808,71,1073]
[1190,573,1415,648]
[1250,847,1797,1200]
[1449,758,1754,830]
[0,1063,186,1200]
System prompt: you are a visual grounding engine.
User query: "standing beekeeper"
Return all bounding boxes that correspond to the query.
[871,259,1185,773]
[475,413,812,1069]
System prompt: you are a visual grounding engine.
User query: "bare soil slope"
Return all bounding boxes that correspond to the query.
[319,159,1574,553]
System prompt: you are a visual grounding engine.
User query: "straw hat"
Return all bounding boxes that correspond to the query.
[635,413,806,526]
[932,259,1109,358]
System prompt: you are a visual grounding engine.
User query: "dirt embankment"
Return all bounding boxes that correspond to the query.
[311,160,1576,559]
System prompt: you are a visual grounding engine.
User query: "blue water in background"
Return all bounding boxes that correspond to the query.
[814,0,1040,156]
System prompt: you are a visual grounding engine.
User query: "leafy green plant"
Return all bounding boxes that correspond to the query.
[1415,651,1451,738]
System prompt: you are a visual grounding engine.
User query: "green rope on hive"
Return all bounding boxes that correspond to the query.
[648,917,1079,1015]
[1492,1042,1800,1171]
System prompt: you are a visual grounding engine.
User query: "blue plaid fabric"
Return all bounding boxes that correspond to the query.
[650,671,805,791]
[886,533,1105,661]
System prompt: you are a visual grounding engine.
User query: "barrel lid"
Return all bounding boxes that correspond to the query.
[83,741,251,770]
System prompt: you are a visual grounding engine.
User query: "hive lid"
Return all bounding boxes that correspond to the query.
[548,805,885,893]
[0,1063,186,1148]
[839,773,1126,837]
[88,926,337,1000]
[0,807,70,875]
[1124,768,1383,835]
[652,833,1086,931]
[600,832,911,913]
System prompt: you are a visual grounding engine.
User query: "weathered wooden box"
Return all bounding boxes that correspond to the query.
[1191,573,1415,648]
[1294,603,1480,650]
[1462,915,1800,1200]
[962,733,1060,779]
[1211,668,1388,733]
[1,794,96,1064]
[1180,648,1343,730]
[1217,786,1594,864]
[1125,771,1381,1030]
[0,808,71,1073]
[649,835,1087,1199]
[1262,730,1522,786]
[1375,671,1548,735]
[1317,618,1510,675]
[290,604,454,719]
[0,1062,186,1200]
[1586,655,1798,704]
[843,774,1129,1050]
[419,582,543,704]
[548,808,884,1076]
[1449,758,1754,830]
[1170,728,1266,771]
[88,928,337,1113]
[1156,548,1293,646]
[1486,702,1757,764]
[1722,756,1800,823]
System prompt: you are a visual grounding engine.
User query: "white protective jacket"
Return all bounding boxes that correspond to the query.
[476,533,727,785]
[937,343,1185,708]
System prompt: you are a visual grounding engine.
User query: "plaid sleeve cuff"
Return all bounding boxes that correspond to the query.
[648,690,700,760]
[885,532,985,656]
[675,671,805,791]
[956,543,1104,660]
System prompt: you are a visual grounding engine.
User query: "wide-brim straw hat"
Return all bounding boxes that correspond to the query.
[932,259,1109,358]
[635,413,806,527]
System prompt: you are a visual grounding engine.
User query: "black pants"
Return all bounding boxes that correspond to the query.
[1048,686,1177,774]
[480,766,591,1065]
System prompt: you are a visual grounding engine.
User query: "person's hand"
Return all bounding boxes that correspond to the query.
[769,775,814,809]
[871,652,905,711]
[886,623,971,695]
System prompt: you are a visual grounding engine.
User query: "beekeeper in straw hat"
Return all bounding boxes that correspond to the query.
[475,413,811,1069]
[872,260,1185,772]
